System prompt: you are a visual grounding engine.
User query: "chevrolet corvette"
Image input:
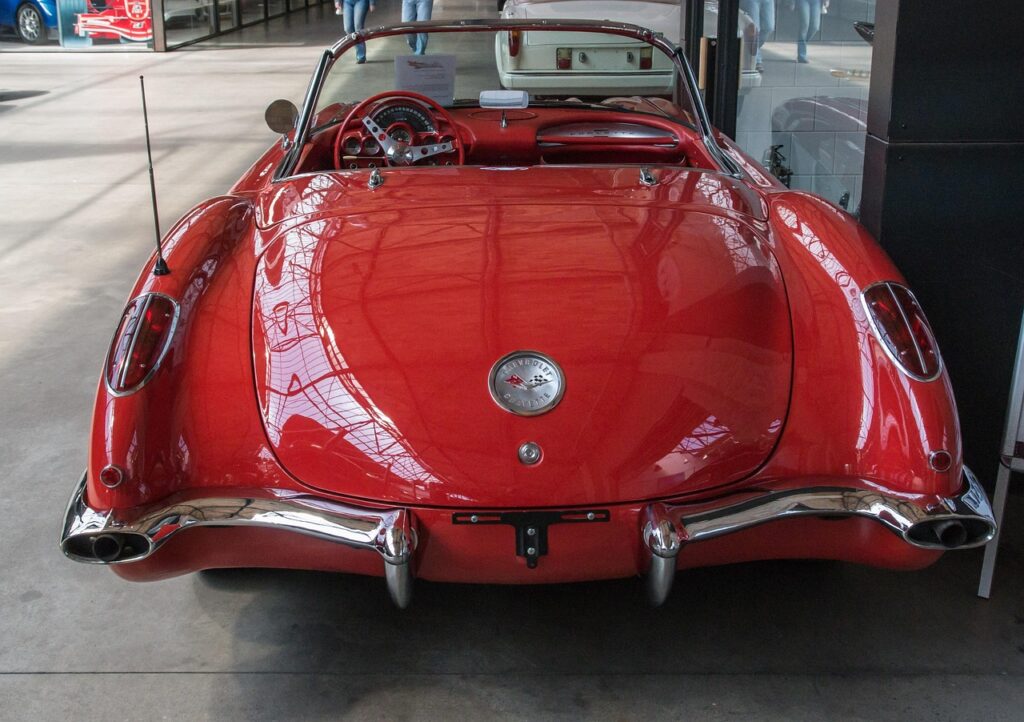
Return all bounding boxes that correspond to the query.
[60,20,996,608]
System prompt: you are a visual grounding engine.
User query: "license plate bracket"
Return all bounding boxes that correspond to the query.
[452,509,610,568]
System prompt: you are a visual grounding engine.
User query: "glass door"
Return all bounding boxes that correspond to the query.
[731,0,876,213]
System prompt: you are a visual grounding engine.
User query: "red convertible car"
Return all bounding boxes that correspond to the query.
[60,20,996,608]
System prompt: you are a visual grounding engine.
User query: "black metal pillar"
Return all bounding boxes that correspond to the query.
[860,0,1024,481]
[682,0,703,77]
[710,0,740,139]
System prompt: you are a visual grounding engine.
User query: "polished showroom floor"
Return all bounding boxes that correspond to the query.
[2,2,1023,719]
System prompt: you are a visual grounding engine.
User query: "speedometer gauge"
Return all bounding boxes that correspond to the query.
[371,103,437,134]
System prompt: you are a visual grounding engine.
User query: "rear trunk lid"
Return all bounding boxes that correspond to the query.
[252,167,791,508]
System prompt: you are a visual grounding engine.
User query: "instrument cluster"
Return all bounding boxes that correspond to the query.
[339,101,456,169]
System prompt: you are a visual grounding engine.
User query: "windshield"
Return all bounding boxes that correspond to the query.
[281,23,726,178]
[316,25,696,123]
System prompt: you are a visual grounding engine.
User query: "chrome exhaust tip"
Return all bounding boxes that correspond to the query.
[61,531,151,564]
[91,534,123,562]
[907,517,995,550]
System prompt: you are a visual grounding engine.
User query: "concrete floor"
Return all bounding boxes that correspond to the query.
[2,3,1024,719]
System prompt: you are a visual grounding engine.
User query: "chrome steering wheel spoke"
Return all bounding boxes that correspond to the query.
[407,141,455,161]
[361,116,397,156]
[383,140,455,166]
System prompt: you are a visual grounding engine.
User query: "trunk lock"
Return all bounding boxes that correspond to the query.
[518,442,542,465]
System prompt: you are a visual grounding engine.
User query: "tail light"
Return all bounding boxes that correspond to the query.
[105,292,179,395]
[639,47,653,70]
[556,47,571,70]
[99,464,125,488]
[508,30,521,57]
[862,282,942,380]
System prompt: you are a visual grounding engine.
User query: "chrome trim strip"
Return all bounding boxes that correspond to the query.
[60,473,417,604]
[103,292,181,398]
[276,48,333,181]
[537,122,679,142]
[860,281,944,383]
[277,19,739,180]
[671,41,744,179]
[886,283,930,375]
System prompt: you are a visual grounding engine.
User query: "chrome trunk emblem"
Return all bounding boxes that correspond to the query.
[488,351,565,416]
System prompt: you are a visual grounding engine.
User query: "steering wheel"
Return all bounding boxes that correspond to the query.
[333,90,465,170]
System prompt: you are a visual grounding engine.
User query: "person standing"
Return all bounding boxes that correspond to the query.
[792,0,828,63]
[402,0,433,55]
[740,0,775,73]
[343,0,375,64]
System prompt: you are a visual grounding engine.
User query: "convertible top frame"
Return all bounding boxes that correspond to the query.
[274,19,743,181]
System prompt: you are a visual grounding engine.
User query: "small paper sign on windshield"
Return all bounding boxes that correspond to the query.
[394,55,457,106]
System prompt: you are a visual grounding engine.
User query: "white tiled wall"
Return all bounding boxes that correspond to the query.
[735,0,875,213]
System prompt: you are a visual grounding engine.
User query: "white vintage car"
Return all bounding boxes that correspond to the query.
[496,0,760,97]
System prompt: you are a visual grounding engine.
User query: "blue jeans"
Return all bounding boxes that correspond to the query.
[740,0,775,65]
[795,0,822,62]
[401,0,432,55]
[343,0,370,61]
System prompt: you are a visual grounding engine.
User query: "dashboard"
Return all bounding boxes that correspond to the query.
[302,97,707,174]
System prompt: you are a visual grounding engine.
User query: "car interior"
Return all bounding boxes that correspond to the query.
[290,93,722,173]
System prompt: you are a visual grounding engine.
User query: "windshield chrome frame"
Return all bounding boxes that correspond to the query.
[274,18,743,181]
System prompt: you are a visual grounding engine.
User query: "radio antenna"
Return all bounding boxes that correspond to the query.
[140,75,169,276]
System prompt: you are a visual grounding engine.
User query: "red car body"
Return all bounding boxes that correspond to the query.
[74,0,152,42]
[61,20,995,607]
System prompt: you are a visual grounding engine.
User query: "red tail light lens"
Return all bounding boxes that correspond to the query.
[556,47,571,70]
[639,47,653,70]
[508,30,521,57]
[862,282,942,380]
[105,293,178,395]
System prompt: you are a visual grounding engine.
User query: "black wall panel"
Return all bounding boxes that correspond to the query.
[861,0,1024,483]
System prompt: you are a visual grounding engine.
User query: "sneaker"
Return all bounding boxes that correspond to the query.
[356,57,366,64]
[755,62,764,73]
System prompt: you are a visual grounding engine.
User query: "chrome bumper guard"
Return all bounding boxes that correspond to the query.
[641,468,997,605]
[59,474,417,608]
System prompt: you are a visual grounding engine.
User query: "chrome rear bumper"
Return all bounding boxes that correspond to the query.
[61,468,995,609]
[59,474,417,608]
[641,467,996,604]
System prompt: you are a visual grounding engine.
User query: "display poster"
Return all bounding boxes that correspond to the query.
[394,55,457,106]
[56,0,153,47]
